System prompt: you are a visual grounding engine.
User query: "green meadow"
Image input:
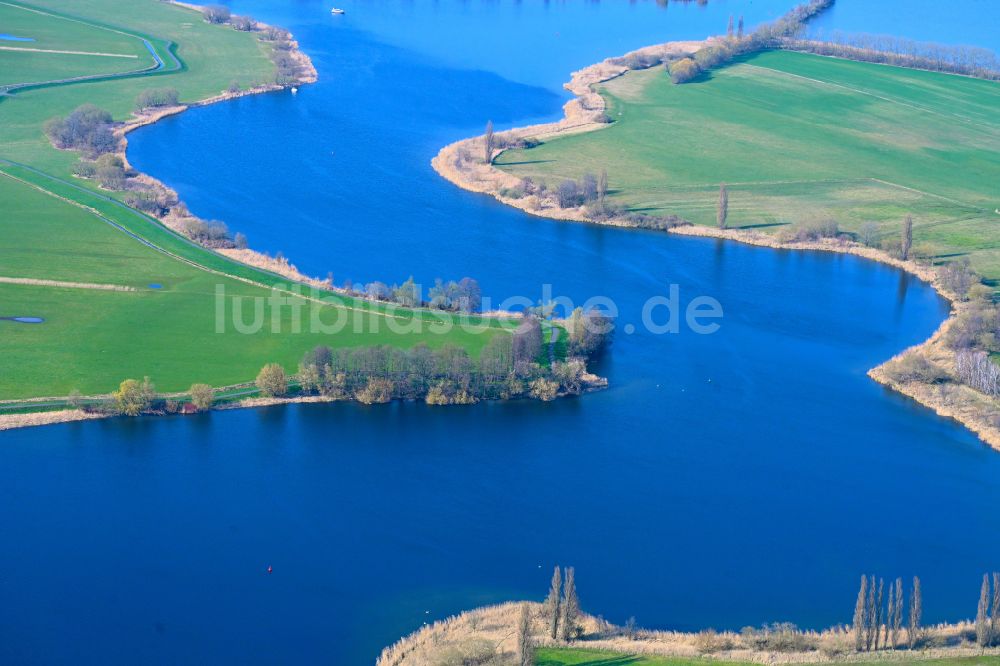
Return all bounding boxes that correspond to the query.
[496,50,1000,282]
[0,0,508,400]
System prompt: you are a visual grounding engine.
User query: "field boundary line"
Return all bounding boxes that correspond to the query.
[0,169,410,320]
[0,45,139,58]
[741,63,997,132]
[0,276,135,291]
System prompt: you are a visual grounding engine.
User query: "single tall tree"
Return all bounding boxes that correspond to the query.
[901,214,913,260]
[484,120,495,165]
[717,183,729,230]
[874,577,885,651]
[891,577,903,649]
[517,603,533,666]
[886,579,896,650]
[727,14,734,38]
[865,575,877,651]
[992,572,1000,648]
[977,574,992,648]
[597,168,608,205]
[854,575,868,652]
[909,576,922,649]
[545,566,562,640]
[737,15,745,39]
[560,566,580,642]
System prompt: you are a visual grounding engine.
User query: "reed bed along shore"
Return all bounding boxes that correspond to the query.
[377,602,1000,666]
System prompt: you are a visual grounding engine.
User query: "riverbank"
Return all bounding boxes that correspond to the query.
[433,42,1000,452]
[377,602,1000,666]
[2,0,550,409]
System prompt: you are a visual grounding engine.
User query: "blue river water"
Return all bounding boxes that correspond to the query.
[4,1,1000,664]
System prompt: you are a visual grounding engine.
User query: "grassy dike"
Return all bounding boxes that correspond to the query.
[0,0,514,405]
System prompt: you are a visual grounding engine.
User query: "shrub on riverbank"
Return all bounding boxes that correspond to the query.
[189,384,215,411]
[113,377,155,416]
[776,217,840,243]
[883,351,949,384]
[44,104,117,157]
[135,87,180,111]
[256,363,288,397]
[202,5,230,24]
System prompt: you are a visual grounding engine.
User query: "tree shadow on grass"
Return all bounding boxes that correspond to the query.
[537,658,642,666]
[498,159,556,166]
[737,222,787,230]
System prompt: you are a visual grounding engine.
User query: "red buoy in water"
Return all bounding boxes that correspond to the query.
[267,565,273,574]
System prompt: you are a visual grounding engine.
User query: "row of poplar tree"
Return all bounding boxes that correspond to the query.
[855,572,1000,652]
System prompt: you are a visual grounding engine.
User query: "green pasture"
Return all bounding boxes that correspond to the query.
[496,50,1000,281]
[0,0,508,401]
[0,1,153,87]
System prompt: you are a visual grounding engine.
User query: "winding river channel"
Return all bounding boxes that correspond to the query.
[4,1,1000,664]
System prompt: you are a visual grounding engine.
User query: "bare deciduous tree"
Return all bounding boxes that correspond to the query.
[546,566,562,640]
[977,574,992,648]
[892,577,903,649]
[717,183,729,229]
[909,576,922,649]
[901,215,913,260]
[854,575,868,651]
[517,603,533,666]
[484,120,495,164]
[560,566,580,642]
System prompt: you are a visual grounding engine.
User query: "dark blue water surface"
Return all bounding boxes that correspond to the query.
[5,1,1000,664]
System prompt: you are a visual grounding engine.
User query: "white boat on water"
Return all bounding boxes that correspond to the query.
[331,7,345,14]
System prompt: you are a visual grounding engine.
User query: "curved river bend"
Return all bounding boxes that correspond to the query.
[4,1,1000,664]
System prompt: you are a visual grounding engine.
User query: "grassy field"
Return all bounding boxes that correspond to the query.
[0,1,154,87]
[0,0,509,400]
[496,50,1000,282]
[536,647,1000,666]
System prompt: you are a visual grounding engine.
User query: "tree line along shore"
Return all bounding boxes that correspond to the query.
[0,0,615,423]
[434,0,1000,451]
[377,568,1000,666]
[0,308,610,429]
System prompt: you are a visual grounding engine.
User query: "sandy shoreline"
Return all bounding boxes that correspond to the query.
[431,41,1000,452]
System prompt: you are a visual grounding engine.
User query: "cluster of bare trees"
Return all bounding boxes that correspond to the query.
[545,566,582,643]
[135,87,179,112]
[956,351,1000,397]
[852,576,920,652]
[975,573,1000,648]
[202,5,230,24]
[669,0,834,83]
[48,103,249,249]
[44,104,117,157]
[556,174,601,208]
[346,276,482,313]
[789,32,1000,81]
